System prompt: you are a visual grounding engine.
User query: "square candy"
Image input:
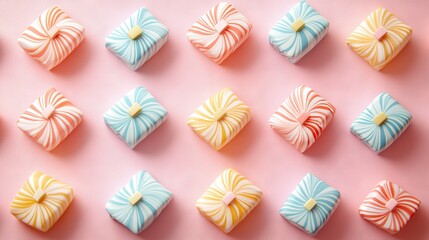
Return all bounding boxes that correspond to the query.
[104,87,168,149]
[10,171,73,232]
[187,2,252,64]
[105,8,169,70]
[359,180,420,235]
[347,8,412,70]
[269,0,329,63]
[280,173,341,236]
[350,92,411,154]
[187,88,251,150]
[18,6,85,70]
[106,171,172,234]
[269,85,335,153]
[17,88,83,151]
[196,169,262,233]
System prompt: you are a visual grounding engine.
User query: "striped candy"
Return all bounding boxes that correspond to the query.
[196,168,262,233]
[10,171,73,232]
[279,173,341,236]
[187,88,251,150]
[359,180,420,235]
[350,92,411,154]
[17,88,83,151]
[187,2,252,64]
[105,171,172,234]
[346,8,412,70]
[269,85,335,153]
[104,87,168,149]
[18,6,85,70]
[269,0,329,63]
[105,8,169,70]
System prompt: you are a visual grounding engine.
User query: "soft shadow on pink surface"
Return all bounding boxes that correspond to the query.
[15,199,81,240]
[139,199,179,239]
[227,200,267,239]
[50,40,92,77]
[50,120,90,158]
[220,36,260,70]
[136,40,176,75]
[395,206,429,240]
[380,40,419,76]
[293,33,337,70]
[219,120,260,158]
[133,119,175,155]
[379,124,420,160]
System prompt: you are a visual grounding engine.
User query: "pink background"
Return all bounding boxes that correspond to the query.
[0,0,428,239]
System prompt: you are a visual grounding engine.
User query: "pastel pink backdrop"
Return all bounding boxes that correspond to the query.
[0,0,427,239]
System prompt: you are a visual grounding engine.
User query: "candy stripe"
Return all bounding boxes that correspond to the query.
[187,88,251,150]
[187,2,252,64]
[17,6,84,70]
[10,171,73,232]
[350,92,411,153]
[196,169,262,233]
[279,173,340,236]
[269,0,329,63]
[346,8,412,70]
[359,180,420,234]
[105,171,172,234]
[105,8,169,70]
[269,86,335,153]
[17,88,83,151]
[104,87,167,149]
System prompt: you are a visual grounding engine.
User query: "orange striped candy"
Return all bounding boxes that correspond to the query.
[18,6,85,70]
[359,180,420,235]
[269,86,335,153]
[187,2,252,64]
[17,88,83,151]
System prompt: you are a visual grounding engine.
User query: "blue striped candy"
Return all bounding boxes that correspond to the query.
[350,92,412,154]
[105,8,168,70]
[279,173,340,236]
[269,0,329,63]
[103,87,167,149]
[105,171,172,234]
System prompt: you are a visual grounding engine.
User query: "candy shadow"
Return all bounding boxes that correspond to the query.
[139,198,179,239]
[227,199,267,239]
[290,33,337,70]
[22,198,81,240]
[378,124,419,160]
[395,205,429,240]
[136,39,175,75]
[50,120,90,158]
[219,119,259,157]
[133,119,174,155]
[380,40,419,76]
[220,35,260,70]
[316,199,352,240]
[50,40,91,77]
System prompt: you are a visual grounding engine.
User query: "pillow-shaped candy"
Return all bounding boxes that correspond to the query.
[187,2,252,64]
[359,180,420,234]
[269,85,335,153]
[105,8,168,70]
[347,8,412,70]
[104,87,168,149]
[10,171,73,232]
[105,171,172,234]
[187,88,251,150]
[196,168,262,233]
[269,0,329,63]
[18,6,85,70]
[17,88,83,151]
